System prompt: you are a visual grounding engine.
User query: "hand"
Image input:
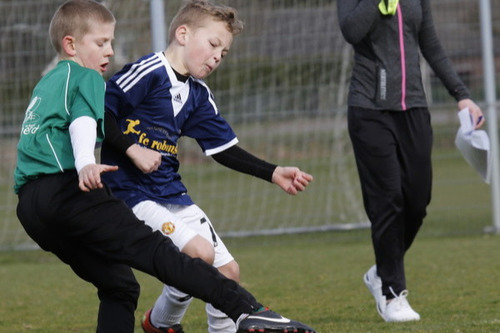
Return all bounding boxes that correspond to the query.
[126,144,162,173]
[271,166,313,195]
[458,98,484,129]
[379,0,398,15]
[78,163,119,192]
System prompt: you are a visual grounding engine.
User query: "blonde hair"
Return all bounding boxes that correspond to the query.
[168,0,244,43]
[49,0,115,54]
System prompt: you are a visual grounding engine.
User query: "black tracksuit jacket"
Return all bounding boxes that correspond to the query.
[337,0,470,111]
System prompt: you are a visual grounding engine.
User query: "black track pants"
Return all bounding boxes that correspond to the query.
[348,106,433,296]
[17,171,261,333]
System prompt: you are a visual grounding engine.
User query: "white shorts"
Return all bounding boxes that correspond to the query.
[132,201,234,268]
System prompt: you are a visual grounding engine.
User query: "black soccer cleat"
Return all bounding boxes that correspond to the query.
[236,307,316,333]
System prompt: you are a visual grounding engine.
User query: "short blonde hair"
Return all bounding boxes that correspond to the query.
[49,0,115,54]
[168,0,244,43]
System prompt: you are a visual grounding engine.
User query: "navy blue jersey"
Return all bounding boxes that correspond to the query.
[101,52,238,207]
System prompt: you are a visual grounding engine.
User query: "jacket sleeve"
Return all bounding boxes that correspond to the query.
[337,0,381,44]
[418,0,470,101]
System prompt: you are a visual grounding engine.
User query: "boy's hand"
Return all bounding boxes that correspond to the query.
[272,166,313,195]
[78,164,119,192]
[126,144,162,173]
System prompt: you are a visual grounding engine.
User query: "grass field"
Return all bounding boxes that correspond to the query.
[0,117,497,332]
[1,230,499,333]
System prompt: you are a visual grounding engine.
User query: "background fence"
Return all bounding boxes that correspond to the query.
[0,0,499,250]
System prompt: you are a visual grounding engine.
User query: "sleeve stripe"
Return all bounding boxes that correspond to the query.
[204,137,239,156]
[116,55,163,93]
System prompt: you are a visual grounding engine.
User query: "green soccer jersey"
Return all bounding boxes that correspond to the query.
[14,60,106,193]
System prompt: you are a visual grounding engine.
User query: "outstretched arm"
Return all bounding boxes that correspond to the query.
[211,145,313,195]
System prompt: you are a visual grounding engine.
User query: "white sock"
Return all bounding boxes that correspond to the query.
[206,303,236,333]
[150,285,193,327]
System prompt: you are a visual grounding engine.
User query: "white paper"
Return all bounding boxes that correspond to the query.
[455,108,491,183]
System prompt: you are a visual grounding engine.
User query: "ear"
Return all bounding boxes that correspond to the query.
[61,36,77,57]
[175,25,189,46]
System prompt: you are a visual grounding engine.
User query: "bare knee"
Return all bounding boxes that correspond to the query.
[181,235,215,265]
[218,260,240,282]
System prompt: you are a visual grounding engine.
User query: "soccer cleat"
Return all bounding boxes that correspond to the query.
[236,307,316,333]
[381,288,420,322]
[141,308,185,333]
[363,265,385,316]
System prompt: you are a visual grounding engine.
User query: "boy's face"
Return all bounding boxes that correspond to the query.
[73,22,115,75]
[181,19,233,79]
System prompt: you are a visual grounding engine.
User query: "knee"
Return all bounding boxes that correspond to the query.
[194,248,216,266]
[97,281,140,309]
[218,260,240,282]
[181,236,215,265]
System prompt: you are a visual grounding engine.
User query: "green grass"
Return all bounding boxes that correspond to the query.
[1,231,499,332]
[0,120,497,331]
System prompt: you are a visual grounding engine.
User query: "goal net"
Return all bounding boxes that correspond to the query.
[0,0,494,250]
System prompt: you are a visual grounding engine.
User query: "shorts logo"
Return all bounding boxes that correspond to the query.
[161,222,175,235]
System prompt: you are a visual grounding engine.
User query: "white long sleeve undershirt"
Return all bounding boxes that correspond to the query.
[69,116,97,173]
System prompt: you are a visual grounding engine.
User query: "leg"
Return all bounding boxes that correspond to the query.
[176,206,239,333]
[348,107,407,295]
[133,202,206,330]
[393,108,433,251]
[134,202,239,332]
[59,249,140,333]
[17,173,258,322]
[17,183,140,333]
[349,107,424,322]
[206,240,240,333]
[18,173,315,332]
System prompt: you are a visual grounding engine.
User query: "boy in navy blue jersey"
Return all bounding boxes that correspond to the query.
[14,1,315,333]
[101,1,313,332]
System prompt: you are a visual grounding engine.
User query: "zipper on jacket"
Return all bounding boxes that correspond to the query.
[397,4,407,110]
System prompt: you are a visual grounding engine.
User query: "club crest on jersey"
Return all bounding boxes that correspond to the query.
[21,96,42,135]
[122,118,178,156]
[124,119,141,135]
[161,222,175,235]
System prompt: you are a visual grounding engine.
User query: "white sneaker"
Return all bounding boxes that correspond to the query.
[363,265,385,316]
[381,288,420,322]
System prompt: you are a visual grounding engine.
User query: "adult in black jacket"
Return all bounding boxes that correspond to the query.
[337,0,484,322]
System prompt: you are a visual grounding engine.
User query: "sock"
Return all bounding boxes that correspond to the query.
[150,285,193,328]
[206,303,236,333]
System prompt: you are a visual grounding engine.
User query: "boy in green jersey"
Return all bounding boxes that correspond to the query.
[13,1,315,333]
